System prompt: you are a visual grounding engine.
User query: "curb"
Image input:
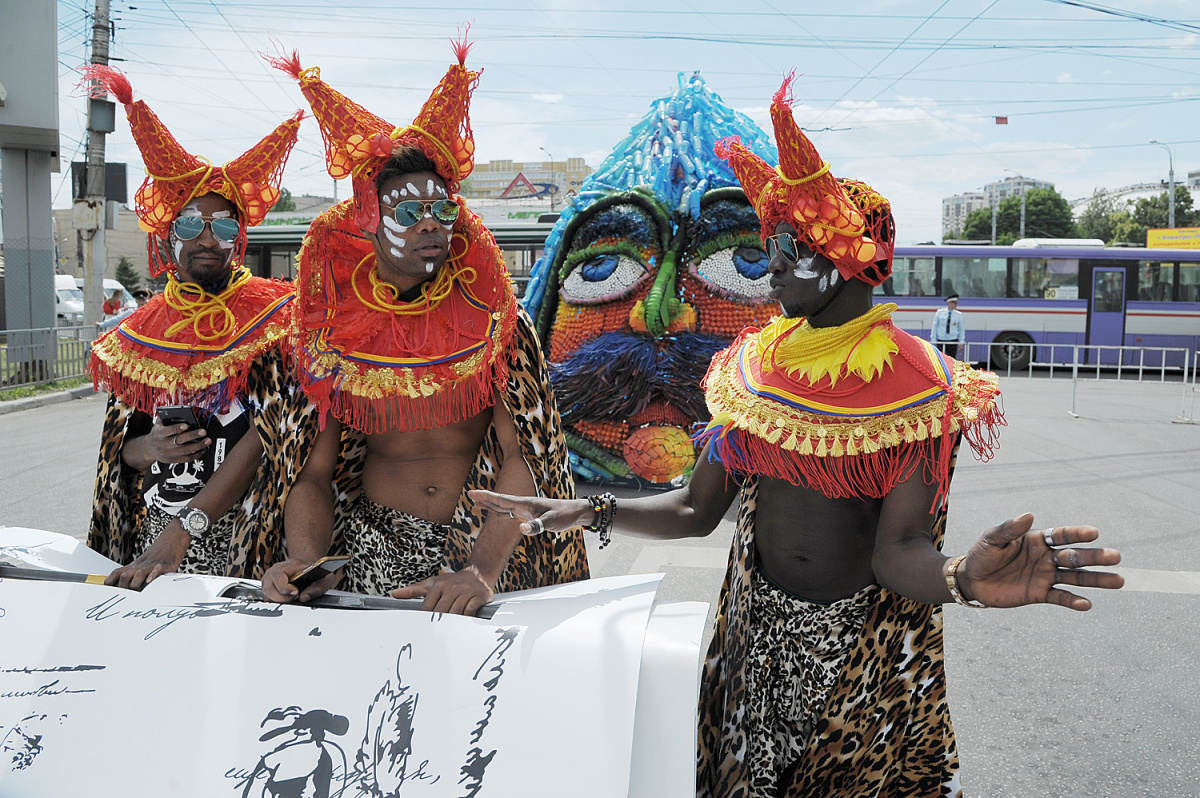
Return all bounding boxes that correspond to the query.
[0,384,98,416]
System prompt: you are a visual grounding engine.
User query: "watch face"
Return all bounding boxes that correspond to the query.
[183,509,208,534]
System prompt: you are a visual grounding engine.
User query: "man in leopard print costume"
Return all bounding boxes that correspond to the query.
[259,38,588,615]
[471,76,1124,797]
[82,65,307,587]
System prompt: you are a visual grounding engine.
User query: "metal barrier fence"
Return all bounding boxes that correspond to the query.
[0,326,96,389]
[1180,350,1200,424]
[960,340,1194,419]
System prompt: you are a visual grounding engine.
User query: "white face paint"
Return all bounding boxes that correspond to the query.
[406,182,421,197]
[387,189,401,203]
[398,187,409,197]
[425,262,434,273]
[791,255,821,281]
[432,183,447,198]
[818,273,829,292]
[173,238,184,262]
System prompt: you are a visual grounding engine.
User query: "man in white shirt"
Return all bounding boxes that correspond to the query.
[930,293,965,359]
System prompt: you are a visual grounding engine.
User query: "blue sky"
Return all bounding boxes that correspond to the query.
[53,0,1200,244]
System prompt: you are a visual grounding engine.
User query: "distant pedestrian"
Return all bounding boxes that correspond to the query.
[931,293,965,359]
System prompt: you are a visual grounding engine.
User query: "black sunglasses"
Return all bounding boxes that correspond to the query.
[382,199,460,228]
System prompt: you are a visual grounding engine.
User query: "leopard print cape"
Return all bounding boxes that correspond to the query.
[298,309,590,593]
[697,476,962,798]
[88,346,320,578]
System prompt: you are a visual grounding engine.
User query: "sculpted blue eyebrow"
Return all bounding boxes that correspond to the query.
[569,205,658,251]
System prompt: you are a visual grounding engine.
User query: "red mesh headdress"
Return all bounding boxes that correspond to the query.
[267,30,480,233]
[80,65,303,276]
[716,74,895,286]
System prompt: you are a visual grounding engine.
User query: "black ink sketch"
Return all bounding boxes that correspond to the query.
[459,628,518,798]
[84,595,284,640]
[232,625,521,797]
[238,707,349,798]
[0,680,95,699]
[1,713,66,772]
[350,643,428,797]
[1,665,105,675]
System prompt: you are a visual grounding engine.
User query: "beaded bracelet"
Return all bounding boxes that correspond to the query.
[584,493,616,549]
[945,554,987,608]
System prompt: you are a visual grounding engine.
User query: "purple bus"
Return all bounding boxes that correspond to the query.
[877,241,1200,369]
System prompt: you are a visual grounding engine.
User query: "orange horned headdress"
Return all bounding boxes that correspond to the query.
[266,29,480,233]
[79,65,303,276]
[716,73,895,286]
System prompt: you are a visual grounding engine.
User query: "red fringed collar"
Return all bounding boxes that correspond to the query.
[292,199,519,433]
[89,270,294,415]
[696,319,1005,508]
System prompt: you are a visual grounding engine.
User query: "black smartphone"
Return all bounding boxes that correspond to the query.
[157,405,201,430]
[289,556,352,591]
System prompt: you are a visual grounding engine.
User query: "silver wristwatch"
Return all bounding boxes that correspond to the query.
[177,507,211,540]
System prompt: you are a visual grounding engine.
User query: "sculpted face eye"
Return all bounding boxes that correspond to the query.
[560,250,650,304]
[691,236,772,301]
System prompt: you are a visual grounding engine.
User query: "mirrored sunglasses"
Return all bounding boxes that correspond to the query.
[385,199,460,227]
[764,232,800,263]
[172,216,242,242]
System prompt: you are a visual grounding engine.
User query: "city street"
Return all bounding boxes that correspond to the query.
[2,377,1198,796]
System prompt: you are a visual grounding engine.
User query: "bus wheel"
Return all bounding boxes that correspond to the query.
[991,332,1035,371]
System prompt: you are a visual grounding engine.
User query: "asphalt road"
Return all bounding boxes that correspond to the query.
[2,376,1198,796]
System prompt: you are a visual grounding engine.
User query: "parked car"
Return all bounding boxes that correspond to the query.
[55,274,85,327]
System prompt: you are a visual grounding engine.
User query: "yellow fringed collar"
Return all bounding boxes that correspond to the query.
[752,302,898,388]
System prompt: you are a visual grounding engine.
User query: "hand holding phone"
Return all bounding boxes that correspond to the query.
[289,556,352,592]
[156,405,201,430]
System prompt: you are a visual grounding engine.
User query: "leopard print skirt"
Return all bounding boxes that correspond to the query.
[744,573,879,798]
[339,495,448,596]
[135,506,237,575]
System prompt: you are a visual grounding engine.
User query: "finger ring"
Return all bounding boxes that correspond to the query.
[172,434,181,446]
[528,518,544,535]
[1044,528,1056,547]
[509,511,514,519]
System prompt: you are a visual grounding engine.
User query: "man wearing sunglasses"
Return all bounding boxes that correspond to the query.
[84,65,303,590]
[469,78,1123,797]
[260,42,588,616]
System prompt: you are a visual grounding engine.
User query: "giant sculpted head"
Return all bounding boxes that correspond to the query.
[524,73,780,485]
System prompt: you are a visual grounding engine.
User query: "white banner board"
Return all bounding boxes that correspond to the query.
[0,529,708,798]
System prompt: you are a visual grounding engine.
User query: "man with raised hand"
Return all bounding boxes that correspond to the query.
[471,76,1123,798]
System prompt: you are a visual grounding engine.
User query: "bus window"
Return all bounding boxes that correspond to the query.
[942,257,1005,297]
[875,256,933,297]
[271,248,299,281]
[1138,262,1175,301]
[1180,263,1200,302]
[1014,258,1078,299]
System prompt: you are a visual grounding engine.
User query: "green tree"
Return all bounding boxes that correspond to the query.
[271,187,297,213]
[960,207,994,241]
[959,187,1077,244]
[1076,189,1125,243]
[114,256,141,293]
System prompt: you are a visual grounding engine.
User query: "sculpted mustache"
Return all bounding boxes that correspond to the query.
[550,332,727,423]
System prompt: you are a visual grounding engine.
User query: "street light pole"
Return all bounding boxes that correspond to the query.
[1150,140,1176,229]
[539,146,556,212]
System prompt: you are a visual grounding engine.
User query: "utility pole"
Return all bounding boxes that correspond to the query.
[1151,140,1176,229]
[78,0,112,325]
[991,202,997,245]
